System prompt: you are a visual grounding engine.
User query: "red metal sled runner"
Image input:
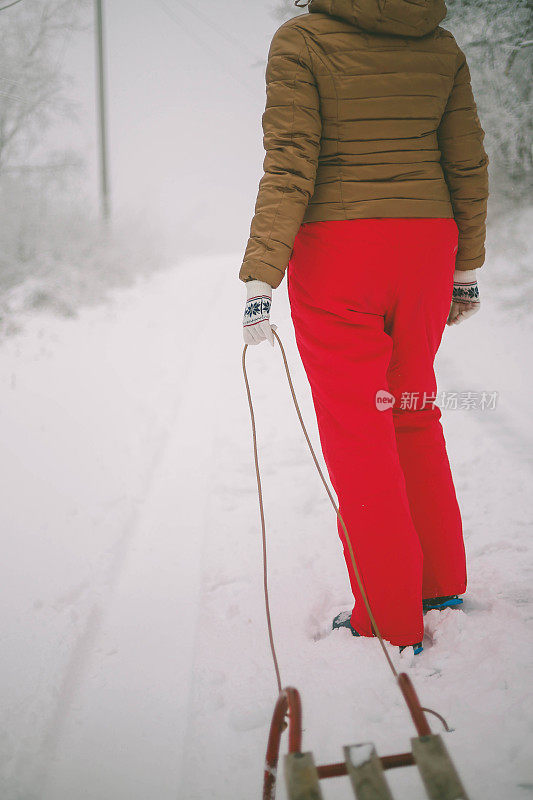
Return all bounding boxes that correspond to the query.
[263,675,471,800]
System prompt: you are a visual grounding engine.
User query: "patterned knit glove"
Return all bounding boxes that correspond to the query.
[243,279,277,346]
[447,269,480,326]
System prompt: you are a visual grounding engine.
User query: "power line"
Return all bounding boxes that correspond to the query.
[172,0,260,64]
[0,0,24,12]
[156,0,257,99]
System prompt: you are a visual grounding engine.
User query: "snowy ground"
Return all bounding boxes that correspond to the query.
[1,212,532,800]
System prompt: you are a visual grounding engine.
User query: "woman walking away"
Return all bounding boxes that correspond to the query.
[240,0,489,654]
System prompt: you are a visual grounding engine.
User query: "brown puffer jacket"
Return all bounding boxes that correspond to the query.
[239,0,489,289]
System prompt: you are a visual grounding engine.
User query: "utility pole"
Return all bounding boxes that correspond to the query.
[95,0,110,221]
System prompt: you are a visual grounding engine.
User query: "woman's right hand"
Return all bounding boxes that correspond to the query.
[243,279,277,346]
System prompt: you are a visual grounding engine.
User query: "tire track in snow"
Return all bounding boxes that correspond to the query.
[27,258,230,799]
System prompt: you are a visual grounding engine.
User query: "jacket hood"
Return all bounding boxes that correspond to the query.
[308,0,447,38]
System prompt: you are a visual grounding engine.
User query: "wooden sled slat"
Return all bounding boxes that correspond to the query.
[344,743,395,800]
[411,734,470,800]
[284,751,324,800]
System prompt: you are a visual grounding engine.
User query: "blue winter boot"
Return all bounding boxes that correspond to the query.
[399,642,424,655]
[422,595,463,612]
[333,611,423,655]
[332,610,360,637]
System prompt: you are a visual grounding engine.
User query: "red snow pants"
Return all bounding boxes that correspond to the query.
[287,218,467,646]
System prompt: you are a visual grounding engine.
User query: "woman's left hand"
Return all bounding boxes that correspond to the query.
[447,269,480,325]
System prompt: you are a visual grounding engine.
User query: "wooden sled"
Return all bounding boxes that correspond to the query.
[263,674,470,800]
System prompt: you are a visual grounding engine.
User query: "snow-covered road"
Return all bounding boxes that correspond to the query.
[1,228,532,799]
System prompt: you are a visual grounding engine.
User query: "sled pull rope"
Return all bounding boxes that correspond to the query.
[242,329,397,688]
[242,329,451,733]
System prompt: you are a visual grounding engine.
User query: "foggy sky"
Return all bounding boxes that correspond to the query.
[62,0,283,257]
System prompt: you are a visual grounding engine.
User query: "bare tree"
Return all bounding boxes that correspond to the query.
[0,0,86,173]
[272,0,300,21]
[446,0,532,187]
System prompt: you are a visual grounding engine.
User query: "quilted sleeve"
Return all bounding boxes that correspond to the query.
[239,24,322,288]
[437,44,489,271]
